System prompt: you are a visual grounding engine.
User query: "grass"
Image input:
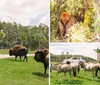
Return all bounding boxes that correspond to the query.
[0,56,48,85]
[50,63,100,85]
[0,49,34,54]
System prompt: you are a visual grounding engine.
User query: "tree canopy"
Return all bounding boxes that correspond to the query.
[0,21,49,50]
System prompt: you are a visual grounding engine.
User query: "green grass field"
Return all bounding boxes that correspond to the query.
[0,56,49,85]
[50,64,100,85]
[0,49,34,54]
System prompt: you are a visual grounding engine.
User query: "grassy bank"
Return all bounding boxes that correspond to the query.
[0,56,48,85]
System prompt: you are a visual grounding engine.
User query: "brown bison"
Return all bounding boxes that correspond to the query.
[9,45,28,62]
[34,49,49,74]
[56,12,77,40]
[56,10,85,40]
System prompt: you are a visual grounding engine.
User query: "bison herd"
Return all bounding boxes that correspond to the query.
[9,45,49,74]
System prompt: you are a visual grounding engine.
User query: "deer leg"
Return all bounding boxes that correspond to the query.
[92,70,95,80]
[69,71,73,80]
[95,68,99,78]
[64,72,67,80]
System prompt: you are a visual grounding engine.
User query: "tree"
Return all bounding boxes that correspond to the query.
[0,21,49,50]
[50,0,97,42]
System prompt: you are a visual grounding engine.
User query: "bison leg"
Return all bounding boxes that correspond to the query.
[58,21,64,40]
[60,32,63,40]
[15,56,17,60]
[20,56,22,61]
[44,64,47,74]
[23,55,28,62]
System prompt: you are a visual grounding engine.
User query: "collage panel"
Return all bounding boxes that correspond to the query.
[0,0,49,85]
[50,43,100,85]
[0,0,100,85]
[50,0,100,42]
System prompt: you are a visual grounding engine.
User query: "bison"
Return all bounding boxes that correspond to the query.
[9,45,28,62]
[56,12,77,40]
[56,10,85,40]
[34,49,49,74]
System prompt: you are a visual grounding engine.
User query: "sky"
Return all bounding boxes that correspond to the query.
[0,0,50,26]
[50,43,100,60]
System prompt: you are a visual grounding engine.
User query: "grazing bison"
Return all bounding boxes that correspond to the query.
[34,49,49,74]
[9,45,28,62]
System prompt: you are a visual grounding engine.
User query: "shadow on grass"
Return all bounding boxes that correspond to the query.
[55,79,83,85]
[32,72,48,78]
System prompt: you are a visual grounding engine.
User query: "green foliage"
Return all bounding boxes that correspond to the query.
[93,18,100,33]
[65,0,84,14]
[0,31,5,38]
[0,21,49,50]
[84,8,94,26]
[94,48,100,53]
[50,0,99,42]
[51,53,96,62]
[67,23,94,42]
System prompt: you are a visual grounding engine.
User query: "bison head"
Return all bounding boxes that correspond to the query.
[60,12,71,24]
[34,49,44,62]
[9,48,14,56]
